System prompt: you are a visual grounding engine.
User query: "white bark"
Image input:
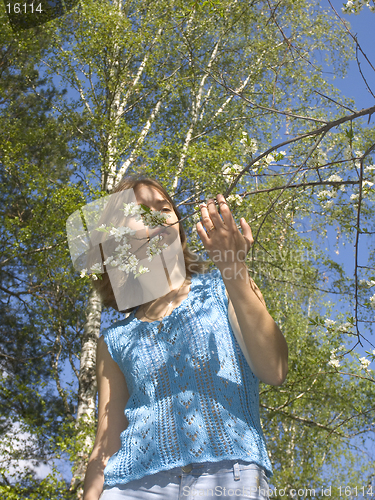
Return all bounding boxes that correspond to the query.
[106,26,164,191]
[76,287,102,421]
[115,98,163,184]
[71,287,102,498]
[171,39,221,194]
[170,44,257,195]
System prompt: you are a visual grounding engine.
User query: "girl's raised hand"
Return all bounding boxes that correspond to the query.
[196,194,253,272]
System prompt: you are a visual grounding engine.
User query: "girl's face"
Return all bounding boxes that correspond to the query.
[134,184,180,243]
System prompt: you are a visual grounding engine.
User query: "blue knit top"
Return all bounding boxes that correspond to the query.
[102,269,272,487]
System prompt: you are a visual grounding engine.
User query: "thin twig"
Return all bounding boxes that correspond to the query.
[328,0,375,99]
[353,143,375,345]
[224,104,375,196]
[313,89,355,113]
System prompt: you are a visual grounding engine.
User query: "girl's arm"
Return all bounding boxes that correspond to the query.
[197,194,288,387]
[224,267,288,386]
[83,336,129,500]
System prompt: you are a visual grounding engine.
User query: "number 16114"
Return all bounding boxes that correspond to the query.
[338,486,373,496]
[6,3,43,13]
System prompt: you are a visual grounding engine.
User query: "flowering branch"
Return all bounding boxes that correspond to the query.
[79,203,170,280]
[223,104,375,196]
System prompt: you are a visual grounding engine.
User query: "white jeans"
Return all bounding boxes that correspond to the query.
[100,460,270,499]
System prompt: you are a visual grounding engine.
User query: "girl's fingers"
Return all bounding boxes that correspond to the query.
[203,199,223,228]
[196,220,210,245]
[240,218,254,245]
[198,196,254,255]
[238,220,253,256]
[199,205,213,233]
[216,194,237,230]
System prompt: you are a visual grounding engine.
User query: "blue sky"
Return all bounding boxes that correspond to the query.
[326,1,375,110]
[310,1,375,348]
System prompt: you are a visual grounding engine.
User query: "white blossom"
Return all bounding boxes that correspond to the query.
[142,210,169,228]
[328,174,343,183]
[325,319,336,327]
[328,348,340,367]
[324,200,334,209]
[123,202,170,227]
[103,255,114,266]
[317,190,329,199]
[90,262,102,273]
[232,164,243,174]
[146,235,168,261]
[328,358,340,368]
[109,226,135,241]
[122,202,145,218]
[359,356,371,369]
[136,264,149,275]
[370,294,375,309]
[339,322,353,332]
[350,193,359,201]
[79,204,169,279]
[227,194,243,206]
[249,140,258,154]
[318,190,336,199]
[360,279,375,288]
[114,242,132,256]
[222,163,232,176]
[362,180,374,187]
[118,254,139,273]
[223,163,243,177]
[239,134,258,155]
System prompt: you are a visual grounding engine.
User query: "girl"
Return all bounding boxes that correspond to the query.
[82,176,288,500]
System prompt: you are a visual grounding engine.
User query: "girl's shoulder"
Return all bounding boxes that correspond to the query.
[99,314,137,366]
[100,313,135,340]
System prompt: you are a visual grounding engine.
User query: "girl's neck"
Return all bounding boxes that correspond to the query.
[135,276,192,322]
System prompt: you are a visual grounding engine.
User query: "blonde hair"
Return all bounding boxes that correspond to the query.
[91,175,209,312]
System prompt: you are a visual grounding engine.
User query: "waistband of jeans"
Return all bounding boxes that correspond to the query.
[174,459,266,476]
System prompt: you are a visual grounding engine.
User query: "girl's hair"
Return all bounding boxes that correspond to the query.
[91,175,209,312]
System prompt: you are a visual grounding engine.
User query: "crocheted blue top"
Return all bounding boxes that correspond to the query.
[102,269,272,487]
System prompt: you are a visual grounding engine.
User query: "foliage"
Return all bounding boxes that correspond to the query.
[342,0,375,14]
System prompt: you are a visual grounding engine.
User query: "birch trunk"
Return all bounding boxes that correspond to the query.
[70,287,102,499]
[69,6,167,496]
[69,3,135,495]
